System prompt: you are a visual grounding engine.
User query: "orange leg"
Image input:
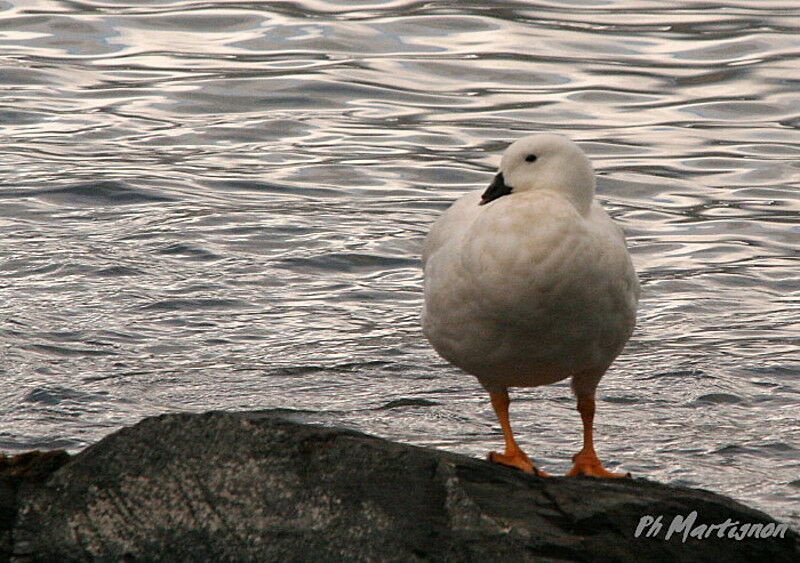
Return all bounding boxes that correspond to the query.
[487,390,548,476]
[566,395,627,478]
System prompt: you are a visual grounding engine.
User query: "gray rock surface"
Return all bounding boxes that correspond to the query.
[5,410,799,561]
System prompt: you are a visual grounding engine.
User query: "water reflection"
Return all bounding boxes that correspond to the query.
[0,0,798,526]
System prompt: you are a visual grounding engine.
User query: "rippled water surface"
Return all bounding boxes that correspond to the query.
[1,0,798,527]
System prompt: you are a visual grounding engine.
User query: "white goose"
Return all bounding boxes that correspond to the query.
[422,134,639,477]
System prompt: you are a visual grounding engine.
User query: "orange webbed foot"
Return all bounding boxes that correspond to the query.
[488,450,549,476]
[566,451,629,478]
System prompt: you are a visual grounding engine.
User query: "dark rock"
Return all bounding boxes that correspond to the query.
[7,411,799,561]
[0,450,70,561]
[0,450,70,483]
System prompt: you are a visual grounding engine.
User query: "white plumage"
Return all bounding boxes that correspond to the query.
[422,134,639,477]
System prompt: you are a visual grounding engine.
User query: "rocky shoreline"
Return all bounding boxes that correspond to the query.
[2,410,798,561]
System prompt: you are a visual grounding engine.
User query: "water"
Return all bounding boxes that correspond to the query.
[1,0,798,528]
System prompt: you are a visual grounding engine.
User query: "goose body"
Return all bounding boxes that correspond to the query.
[422,134,639,476]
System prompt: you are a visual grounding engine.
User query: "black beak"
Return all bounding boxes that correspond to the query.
[479,172,512,205]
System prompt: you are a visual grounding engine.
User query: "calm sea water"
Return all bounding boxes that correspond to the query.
[0,0,798,527]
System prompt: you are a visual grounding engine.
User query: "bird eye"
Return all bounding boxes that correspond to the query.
[525,154,537,162]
